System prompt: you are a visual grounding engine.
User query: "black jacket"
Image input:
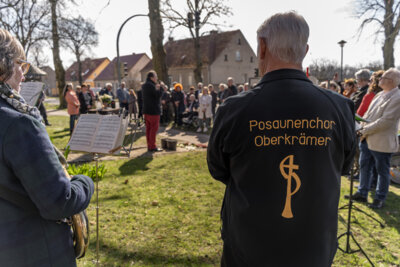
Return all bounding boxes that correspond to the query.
[171,90,185,113]
[351,85,369,111]
[78,92,92,114]
[207,69,356,267]
[227,84,238,96]
[210,91,218,108]
[142,79,162,115]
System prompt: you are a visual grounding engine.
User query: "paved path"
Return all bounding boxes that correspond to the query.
[158,126,209,146]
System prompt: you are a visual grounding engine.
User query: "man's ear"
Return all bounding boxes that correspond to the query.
[305,44,309,56]
[258,37,267,60]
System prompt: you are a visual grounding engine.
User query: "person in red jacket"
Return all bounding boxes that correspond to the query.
[357,70,384,116]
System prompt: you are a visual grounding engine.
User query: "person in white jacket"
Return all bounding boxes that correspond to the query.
[197,86,212,132]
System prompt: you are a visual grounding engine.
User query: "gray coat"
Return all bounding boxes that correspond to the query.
[0,98,94,266]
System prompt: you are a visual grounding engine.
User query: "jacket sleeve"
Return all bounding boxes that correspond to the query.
[207,103,231,184]
[66,93,79,107]
[356,92,374,117]
[361,96,400,136]
[116,89,123,102]
[341,99,357,175]
[3,115,94,220]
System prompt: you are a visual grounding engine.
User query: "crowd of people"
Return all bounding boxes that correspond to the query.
[63,74,252,137]
[319,68,400,210]
[2,9,400,266]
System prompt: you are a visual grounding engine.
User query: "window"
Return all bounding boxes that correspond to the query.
[236,51,241,61]
[224,55,228,61]
[179,74,182,84]
[168,75,172,86]
[188,75,192,86]
[238,38,241,45]
[250,56,253,63]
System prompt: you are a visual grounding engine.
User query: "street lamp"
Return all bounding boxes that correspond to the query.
[116,14,148,85]
[338,40,347,81]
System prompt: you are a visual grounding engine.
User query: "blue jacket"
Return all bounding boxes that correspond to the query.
[0,98,94,266]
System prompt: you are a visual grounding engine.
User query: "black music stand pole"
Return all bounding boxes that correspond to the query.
[337,167,375,266]
[94,153,100,266]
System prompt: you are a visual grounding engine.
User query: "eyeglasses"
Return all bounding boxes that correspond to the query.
[16,59,30,75]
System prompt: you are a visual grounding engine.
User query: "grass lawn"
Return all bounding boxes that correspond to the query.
[43,96,61,110]
[74,151,400,267]
[79,152,225,266]
[46,115,70,149]
[45,115,400,266]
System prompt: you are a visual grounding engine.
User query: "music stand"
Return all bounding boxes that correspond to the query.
[119,107,140,157]
[337,166,384,267]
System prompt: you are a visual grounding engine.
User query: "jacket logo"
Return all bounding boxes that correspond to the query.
[280,155,301,219]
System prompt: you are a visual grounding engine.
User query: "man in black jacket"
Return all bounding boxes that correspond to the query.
[352,68,370,111]
[207,11,356,267]
[226,77,238,97]
[142,71,162,152]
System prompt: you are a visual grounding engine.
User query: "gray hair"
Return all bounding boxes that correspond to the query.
[355,69,371,82]
[0,28,26,82]
[385,68,400,87]
[257,11,309,65]
[105,82,112,88]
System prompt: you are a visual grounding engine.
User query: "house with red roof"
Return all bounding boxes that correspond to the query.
[65,57,110,88]
[94,53,151,91]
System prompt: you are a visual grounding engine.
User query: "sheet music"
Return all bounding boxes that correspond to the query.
[68,114,101,152]
[113,117,129,154]
[91,115,121,153]
[20,82,44,106]
[68,114,126,154]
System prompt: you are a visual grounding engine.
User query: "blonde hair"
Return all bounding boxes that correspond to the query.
[0,28,26,82]
[219,83,227,89]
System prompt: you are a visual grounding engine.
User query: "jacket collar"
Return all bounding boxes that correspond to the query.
[359,85,369,92]
[146,78,155,85]
[256,69,312,87]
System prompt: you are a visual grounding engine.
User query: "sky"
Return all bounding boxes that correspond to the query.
[54,0,390,70]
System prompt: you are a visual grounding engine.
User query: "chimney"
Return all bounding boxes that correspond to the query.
[168,37,174,42]
[210,30,218,35]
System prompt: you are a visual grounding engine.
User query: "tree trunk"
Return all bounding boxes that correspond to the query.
[382,1,396,69]
[49,0,66,108]
[148,0,168,86]
[193,36,202,83]
[383,37,395,69]
[76,52,82,85]
[193,0,202,83]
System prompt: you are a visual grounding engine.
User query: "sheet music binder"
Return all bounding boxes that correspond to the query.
[67,114,128,154]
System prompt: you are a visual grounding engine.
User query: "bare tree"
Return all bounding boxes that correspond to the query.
[48,0,67,107]
[308,58,360,81]
[29,43,49,67]
[309,58,340,81]
[148,0,169,85]
[161,0,232,83]
[356,0,400,69]
[0,0,21,10]
[0,0,49,56]
[59,16,98,85]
